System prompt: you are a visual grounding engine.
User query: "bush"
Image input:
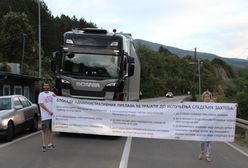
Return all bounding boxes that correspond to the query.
[236,92,248,120]
[224,81,237,97]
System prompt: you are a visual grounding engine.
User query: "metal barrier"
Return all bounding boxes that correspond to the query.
[236,118,248,140]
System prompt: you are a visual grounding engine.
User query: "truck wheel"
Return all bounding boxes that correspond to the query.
[30,115,38,132]
[5,122,15,142]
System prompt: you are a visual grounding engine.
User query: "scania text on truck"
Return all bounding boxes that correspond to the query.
[51,28,140,101]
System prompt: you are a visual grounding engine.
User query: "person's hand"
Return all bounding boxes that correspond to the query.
[50,111,54,116]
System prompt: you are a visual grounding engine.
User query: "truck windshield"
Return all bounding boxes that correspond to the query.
[0,98,11,111]
[62,53,121,78]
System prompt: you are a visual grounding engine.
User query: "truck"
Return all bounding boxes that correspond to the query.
[51,28,140,101]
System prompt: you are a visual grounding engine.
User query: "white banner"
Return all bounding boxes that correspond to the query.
[52,96,237,142]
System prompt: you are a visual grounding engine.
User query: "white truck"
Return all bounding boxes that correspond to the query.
[51,28,140,101]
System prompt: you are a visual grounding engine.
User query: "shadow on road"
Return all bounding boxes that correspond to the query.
[56,132,123,141]
[0,128,40,143]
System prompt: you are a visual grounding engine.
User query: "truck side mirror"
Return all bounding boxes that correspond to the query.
[51,51,58,72]
[128,64,135,76]
[127,56,135,63]
[127,56,135,76]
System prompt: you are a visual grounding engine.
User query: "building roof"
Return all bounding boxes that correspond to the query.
[0,71,41,81]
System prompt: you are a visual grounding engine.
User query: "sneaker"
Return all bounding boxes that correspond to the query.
[47,144,56,150]
[206,156,211,162]
[42,146,46,152]
[198,153,204,160]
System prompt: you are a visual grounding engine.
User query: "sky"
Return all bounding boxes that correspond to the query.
[43,0,248,60]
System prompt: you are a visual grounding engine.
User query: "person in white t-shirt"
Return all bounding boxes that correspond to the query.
[38,82,56,152]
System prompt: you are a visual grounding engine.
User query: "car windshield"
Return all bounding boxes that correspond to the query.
[0,98,11,110]
[62,53,121,78]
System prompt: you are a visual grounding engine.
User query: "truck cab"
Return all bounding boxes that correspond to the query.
[51,28,140,101]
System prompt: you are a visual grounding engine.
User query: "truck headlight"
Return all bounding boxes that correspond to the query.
[61,79,70,84]
[106,83,116,87]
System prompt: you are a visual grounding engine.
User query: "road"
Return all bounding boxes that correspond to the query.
[0,96,247,168]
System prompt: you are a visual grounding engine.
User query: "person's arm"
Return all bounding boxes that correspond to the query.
[39,103,53,116]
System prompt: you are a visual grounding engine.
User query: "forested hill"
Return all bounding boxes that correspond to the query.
[0,0,96,55]
[137,46,235,98]
[0,0,96,76]
[135,39,248,71]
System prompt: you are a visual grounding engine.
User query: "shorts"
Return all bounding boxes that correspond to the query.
[41,119,52,132]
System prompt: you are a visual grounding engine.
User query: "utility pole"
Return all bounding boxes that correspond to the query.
[194,48,203,98]
[189,48,202,100]
[193,48,197,100]
[22,33,27,73]
[38,0,42,79]
[198,58,201,98]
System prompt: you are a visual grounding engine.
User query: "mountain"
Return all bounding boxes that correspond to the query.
[134,39,248,71]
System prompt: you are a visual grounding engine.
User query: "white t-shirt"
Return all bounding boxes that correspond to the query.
[38,91,54,121]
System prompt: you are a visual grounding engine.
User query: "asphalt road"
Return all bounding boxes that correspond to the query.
[0,96,247,168]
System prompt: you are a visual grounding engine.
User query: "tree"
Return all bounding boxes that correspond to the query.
[236,92,248,119]
[0,11,38,75]
[137,45,232,99]
[158,46,171,55]
[0,0,97,80]
[222,69,248,119]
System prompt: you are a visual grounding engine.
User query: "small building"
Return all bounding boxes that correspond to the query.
[0,71,41,103]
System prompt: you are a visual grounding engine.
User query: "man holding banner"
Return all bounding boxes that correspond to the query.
[38,82,56,152]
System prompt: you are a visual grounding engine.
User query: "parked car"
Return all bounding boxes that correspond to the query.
[165,92,174,98]
[0,95,39,141]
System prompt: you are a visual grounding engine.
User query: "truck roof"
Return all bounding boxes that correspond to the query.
[63,28,134,52]
[64,28,132,39]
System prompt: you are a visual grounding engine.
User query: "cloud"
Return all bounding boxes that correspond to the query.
[43,0,248,59]
[138,0,248,58]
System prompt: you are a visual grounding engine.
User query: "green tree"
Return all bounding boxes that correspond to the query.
[221,68,248,119]
[0,0,97,80]
[137,45,232,99]
[236,92,248,119]
[0,11,38,75]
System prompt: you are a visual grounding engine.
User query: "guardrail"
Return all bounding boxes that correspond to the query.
[236,118,248,140]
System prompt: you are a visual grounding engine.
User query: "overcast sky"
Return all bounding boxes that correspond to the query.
[43,0,248,60]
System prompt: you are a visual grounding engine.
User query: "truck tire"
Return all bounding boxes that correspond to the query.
[5,121,15,142]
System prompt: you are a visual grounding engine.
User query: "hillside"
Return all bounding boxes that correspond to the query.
[0,0,96,77]
[135,39,248,71]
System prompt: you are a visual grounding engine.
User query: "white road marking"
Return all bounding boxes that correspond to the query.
[119,137,132,168]
[225,142,248,157]
[0,131,40,149]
